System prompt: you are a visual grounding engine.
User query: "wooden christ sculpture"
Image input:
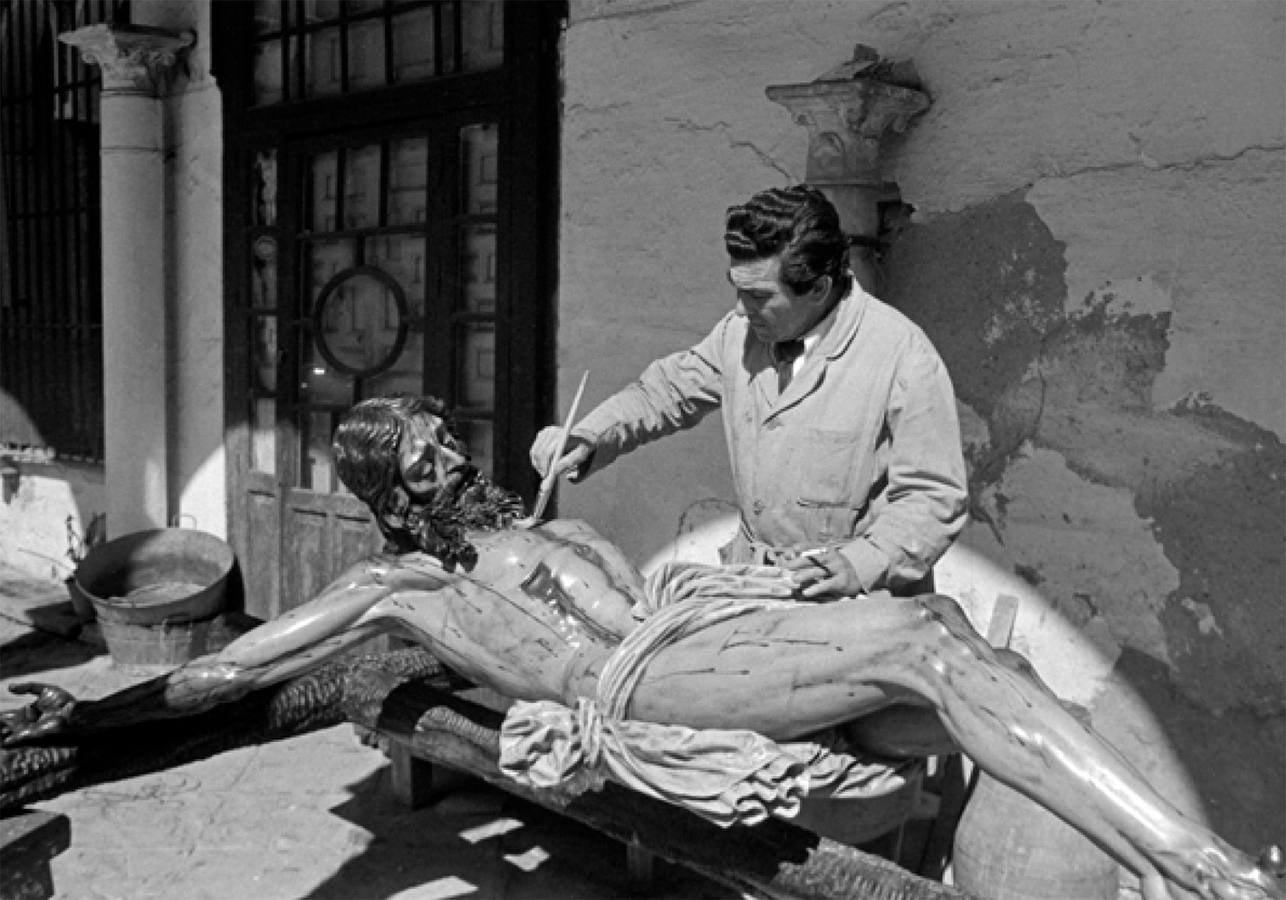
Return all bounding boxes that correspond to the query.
[3,395,1282,900]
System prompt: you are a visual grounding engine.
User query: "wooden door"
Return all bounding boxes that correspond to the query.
[218,2,560,619]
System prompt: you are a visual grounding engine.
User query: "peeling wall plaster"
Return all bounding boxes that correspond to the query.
[1027,152,1286,436]
[883,193,1284,719]
[881,188,1284,841]
[1138,405,1286,714]
[974,446,1179,664]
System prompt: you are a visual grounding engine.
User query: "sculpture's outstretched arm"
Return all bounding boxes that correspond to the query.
[1,555,447,744]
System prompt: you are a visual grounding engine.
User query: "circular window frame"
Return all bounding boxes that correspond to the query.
[310,265,410,379]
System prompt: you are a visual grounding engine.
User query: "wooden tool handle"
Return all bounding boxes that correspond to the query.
[529,370,589,522]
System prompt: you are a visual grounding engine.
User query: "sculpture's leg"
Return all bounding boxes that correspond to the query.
[622,595,1281,900]
[841,645,1093,760]
[869,598,1282,900]
[879,596,1273,900]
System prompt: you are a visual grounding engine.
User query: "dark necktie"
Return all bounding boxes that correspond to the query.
[775,339,805,393]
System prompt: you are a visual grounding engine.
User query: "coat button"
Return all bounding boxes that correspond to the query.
[752,500,765,515]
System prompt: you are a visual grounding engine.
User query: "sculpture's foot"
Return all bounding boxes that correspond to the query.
[0,683,79,746]
[1153,840,1285,900]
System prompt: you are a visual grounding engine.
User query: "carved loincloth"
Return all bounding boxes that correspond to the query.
[499,563,916,827]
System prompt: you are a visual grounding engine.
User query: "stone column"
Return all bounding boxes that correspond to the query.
[59,25,193,538]
[767,48,930,294]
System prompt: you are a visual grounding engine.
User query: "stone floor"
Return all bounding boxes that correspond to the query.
[0,566,738,900]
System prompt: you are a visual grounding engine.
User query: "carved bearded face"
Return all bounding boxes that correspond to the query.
[397,412,470,503]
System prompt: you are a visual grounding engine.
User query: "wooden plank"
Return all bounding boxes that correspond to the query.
[344,670,975,900]
[0,809,70,900]
[985,595,1020,648]
[388,742,437,809]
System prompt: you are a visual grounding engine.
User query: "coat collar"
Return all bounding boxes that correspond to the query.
[816,276,870,361]
[763,278,872,416]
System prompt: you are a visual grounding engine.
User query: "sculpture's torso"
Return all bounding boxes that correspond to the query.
[371,520,644,702]
[468,519,646,643]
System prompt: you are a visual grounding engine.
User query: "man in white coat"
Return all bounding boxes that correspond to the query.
[532,184,967,599]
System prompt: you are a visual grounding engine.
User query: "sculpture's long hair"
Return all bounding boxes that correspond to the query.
[331,395,525,567]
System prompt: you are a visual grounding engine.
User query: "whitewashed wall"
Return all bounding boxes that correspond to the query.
[0,461,104,583]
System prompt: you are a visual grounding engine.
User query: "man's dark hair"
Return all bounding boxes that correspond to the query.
[332,394,523,566]
[724,184,850,294]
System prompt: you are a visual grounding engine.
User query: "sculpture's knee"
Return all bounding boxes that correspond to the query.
[992,648,1085,718]
[916,593,975,633]
[994,646,1035,677]
[915,594,993,659]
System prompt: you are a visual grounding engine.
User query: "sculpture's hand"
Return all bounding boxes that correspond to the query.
[1,660,254,747]
[529,429,592,483]
[778,547,863,600]
[1246,845,1286,900]
[1150,840,1286,900]
[0,682,79,746]
[1198,842,1286,900]
[1260,845,1285,881]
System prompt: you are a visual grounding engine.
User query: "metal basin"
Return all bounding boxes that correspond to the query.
[74,528,234,626]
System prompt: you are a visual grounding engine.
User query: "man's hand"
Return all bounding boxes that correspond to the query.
[0,682,78,746]
[529,428,592,483]
[778,548,863,600]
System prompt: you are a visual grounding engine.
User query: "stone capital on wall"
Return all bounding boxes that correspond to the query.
[766,79,930,185]
[59,23,193,96]
[767,47,932,291]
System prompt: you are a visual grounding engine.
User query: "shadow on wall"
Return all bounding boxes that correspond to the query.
[879,190,1284,849]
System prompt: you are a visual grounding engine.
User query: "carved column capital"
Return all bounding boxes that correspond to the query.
[59,24,193,95]
[766,79,930,184]
[766,48,931,293]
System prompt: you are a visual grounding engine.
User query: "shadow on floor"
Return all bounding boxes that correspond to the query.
[0,628,103,682]
[308,767,737,900]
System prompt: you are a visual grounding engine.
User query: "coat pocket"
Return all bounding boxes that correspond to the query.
[794,496,869,544]
[786,427,871,542]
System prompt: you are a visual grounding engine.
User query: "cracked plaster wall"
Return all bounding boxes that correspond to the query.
[559,0,1284,848]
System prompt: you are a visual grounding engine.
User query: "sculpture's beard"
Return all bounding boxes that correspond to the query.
[392,465,526,568]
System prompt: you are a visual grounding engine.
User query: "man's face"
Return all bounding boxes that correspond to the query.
[397,412,469,502]
[728,255,829,344]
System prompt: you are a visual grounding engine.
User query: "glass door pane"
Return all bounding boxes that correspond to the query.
[452,121,499,473]
[249,0,504,106]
